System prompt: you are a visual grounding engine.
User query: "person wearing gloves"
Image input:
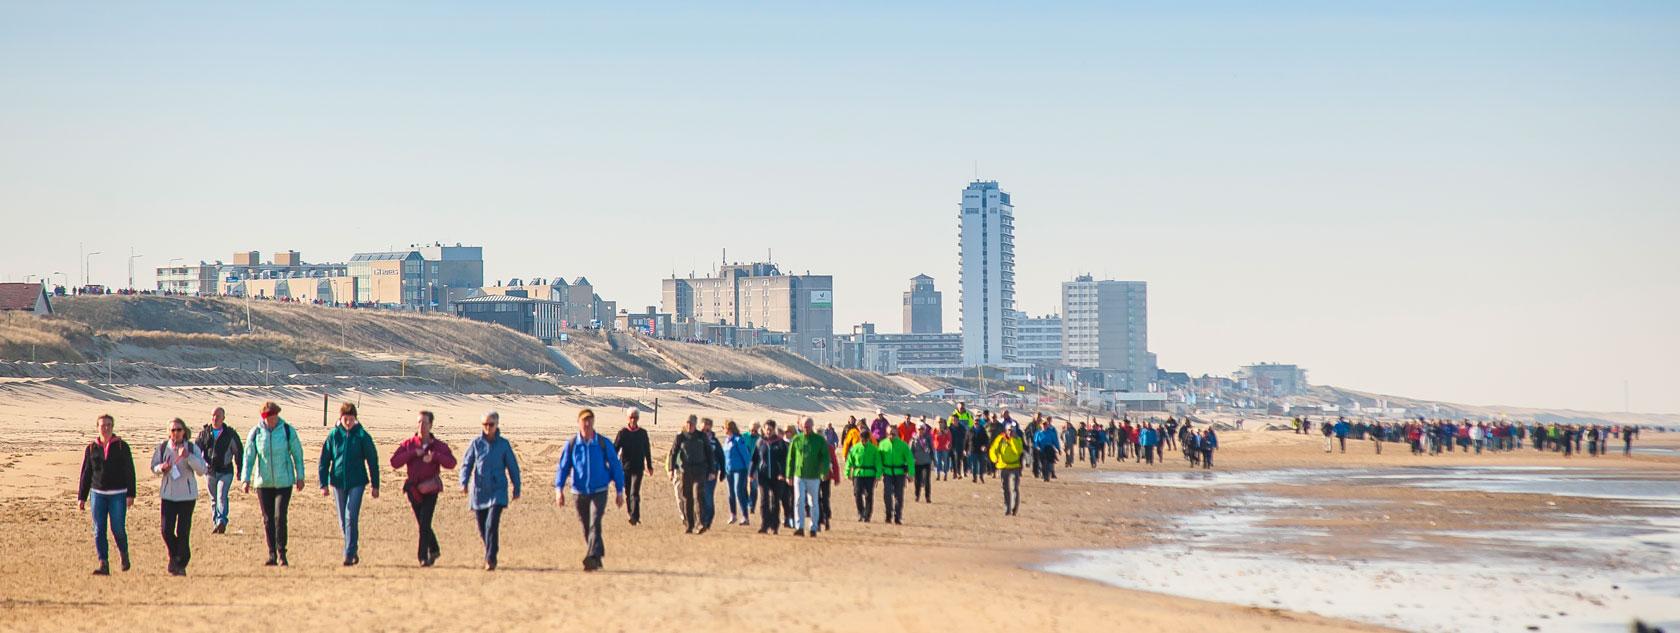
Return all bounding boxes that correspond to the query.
[151,418,209,576]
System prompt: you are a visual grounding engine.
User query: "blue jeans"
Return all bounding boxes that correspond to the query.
[208,472,234,527]
[726,471,751,519]
[332,485,365,559]
[699,478,717,528]
[747,476,758,510]
[934,451,951,475]
[90,492,129,562]
[795,478,821,533]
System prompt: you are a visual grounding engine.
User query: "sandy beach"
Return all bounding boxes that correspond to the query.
[2,380,1675,633]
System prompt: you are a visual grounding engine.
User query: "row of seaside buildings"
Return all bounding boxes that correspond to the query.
[138,180,1308,409]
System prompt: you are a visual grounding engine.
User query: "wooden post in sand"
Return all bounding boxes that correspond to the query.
[653,398,659,426]
[322,394,328,427]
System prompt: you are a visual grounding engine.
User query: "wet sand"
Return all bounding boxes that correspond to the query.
[1,380,1675,632]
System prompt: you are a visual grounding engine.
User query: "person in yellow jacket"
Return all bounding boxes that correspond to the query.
[844,434,880,523]
[951,402,975,430]
[989,426,1025,516]
[840,420,863,467]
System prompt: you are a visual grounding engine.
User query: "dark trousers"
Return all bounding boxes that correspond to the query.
[475,504,504,564]
[408,491,439,562]
[679,472,705,531]
[1143,446,1154,465]
[852,476,876,520]
[256,487,291,556]
[757,478,785,532]
[882,474,906,522]
[1065,445,1075,467]
[1039,448,1056,481]
[575,490,607,560]
[952,448,966,476]
[161,499,194,569]
[778,476,794,521]
[1201,449,1214,469]
[624,470,644,523]
[914,467,932,501]
[818,480,832,528]
[1000,468,1021,513]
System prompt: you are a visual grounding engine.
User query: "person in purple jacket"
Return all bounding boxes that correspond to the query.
[555,408,625,572]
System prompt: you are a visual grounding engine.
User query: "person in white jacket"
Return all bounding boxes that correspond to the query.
[151,418,208,576]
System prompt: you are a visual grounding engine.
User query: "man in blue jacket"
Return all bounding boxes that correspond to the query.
[1032,422,1060,482]
[1333,417,1351,454]
[555,408,626,572]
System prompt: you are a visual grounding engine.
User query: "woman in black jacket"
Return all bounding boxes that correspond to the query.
[78,414,137,576]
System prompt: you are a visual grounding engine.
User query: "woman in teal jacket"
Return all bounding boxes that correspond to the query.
[459,411,521,570]
[319,402,380,566]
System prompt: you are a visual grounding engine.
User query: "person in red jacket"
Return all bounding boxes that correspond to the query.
[390,411,458,567]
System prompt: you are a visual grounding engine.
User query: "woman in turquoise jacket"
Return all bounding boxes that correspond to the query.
[459,411,521,570]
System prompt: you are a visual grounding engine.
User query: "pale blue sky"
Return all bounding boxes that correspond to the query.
[2,2,1676,412]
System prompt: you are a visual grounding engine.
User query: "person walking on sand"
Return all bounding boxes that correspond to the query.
[699,418,724,531]
[459,411,521,571]
[877,428,914,524]
[949,414,970,479]
[1033,420,1060,481]
[613,408,654,526]
[151,418,208,576]
[390,410,457,567]
[990,424,1025,516]
[667,415,716,534]
[1200,428,1218,469]
[847,431,880,522]
[751,420,789,534]
[968,421,990,484]
[554,409,626,572]
[79,414,137,576]
[318,403,380,567]
[242,402,306,567]
[912,424,935,503]
[723,421,755,526]
[932,419,952,481]
[787,418,830,537]
[194,407,241,535]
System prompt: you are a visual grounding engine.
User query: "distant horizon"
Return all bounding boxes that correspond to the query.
[2,3,1675,413]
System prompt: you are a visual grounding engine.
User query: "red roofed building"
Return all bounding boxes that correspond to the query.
[0,283,52,316]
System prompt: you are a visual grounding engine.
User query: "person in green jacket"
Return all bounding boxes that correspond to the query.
[845,434,880,522]
[785,418,830,537]
[242,401,306,567]
[319,402,380,566]
[876,433,914,525]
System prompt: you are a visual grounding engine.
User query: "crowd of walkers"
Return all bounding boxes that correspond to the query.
[79,399,1652,577]
[83,400,1161,575]
[1291,416,1643,457]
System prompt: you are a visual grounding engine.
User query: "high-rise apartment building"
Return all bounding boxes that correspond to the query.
[902,274,942,334]
[1061,275,1155,391]
[1014,311,1063,364]
[958,181,1016,365]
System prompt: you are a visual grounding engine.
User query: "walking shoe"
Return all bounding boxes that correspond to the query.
[794,528,806,537]
[698,525,709,535]
[278,553,289,567]
[120,556,130,572]
[757,527,769,534]
[264,554,278,567]
[485,561,497,571]
[92,562,109,576]
[212,524,226,534]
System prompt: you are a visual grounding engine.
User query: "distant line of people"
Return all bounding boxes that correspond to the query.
[1295,416,1642,457]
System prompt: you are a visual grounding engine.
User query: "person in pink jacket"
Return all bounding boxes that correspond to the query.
[390,411,458,567]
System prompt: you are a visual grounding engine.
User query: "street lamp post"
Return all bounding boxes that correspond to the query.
[84,251,102,290]
[127,249,144,292]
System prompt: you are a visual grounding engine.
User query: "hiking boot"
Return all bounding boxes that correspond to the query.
[92,562,109,576]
